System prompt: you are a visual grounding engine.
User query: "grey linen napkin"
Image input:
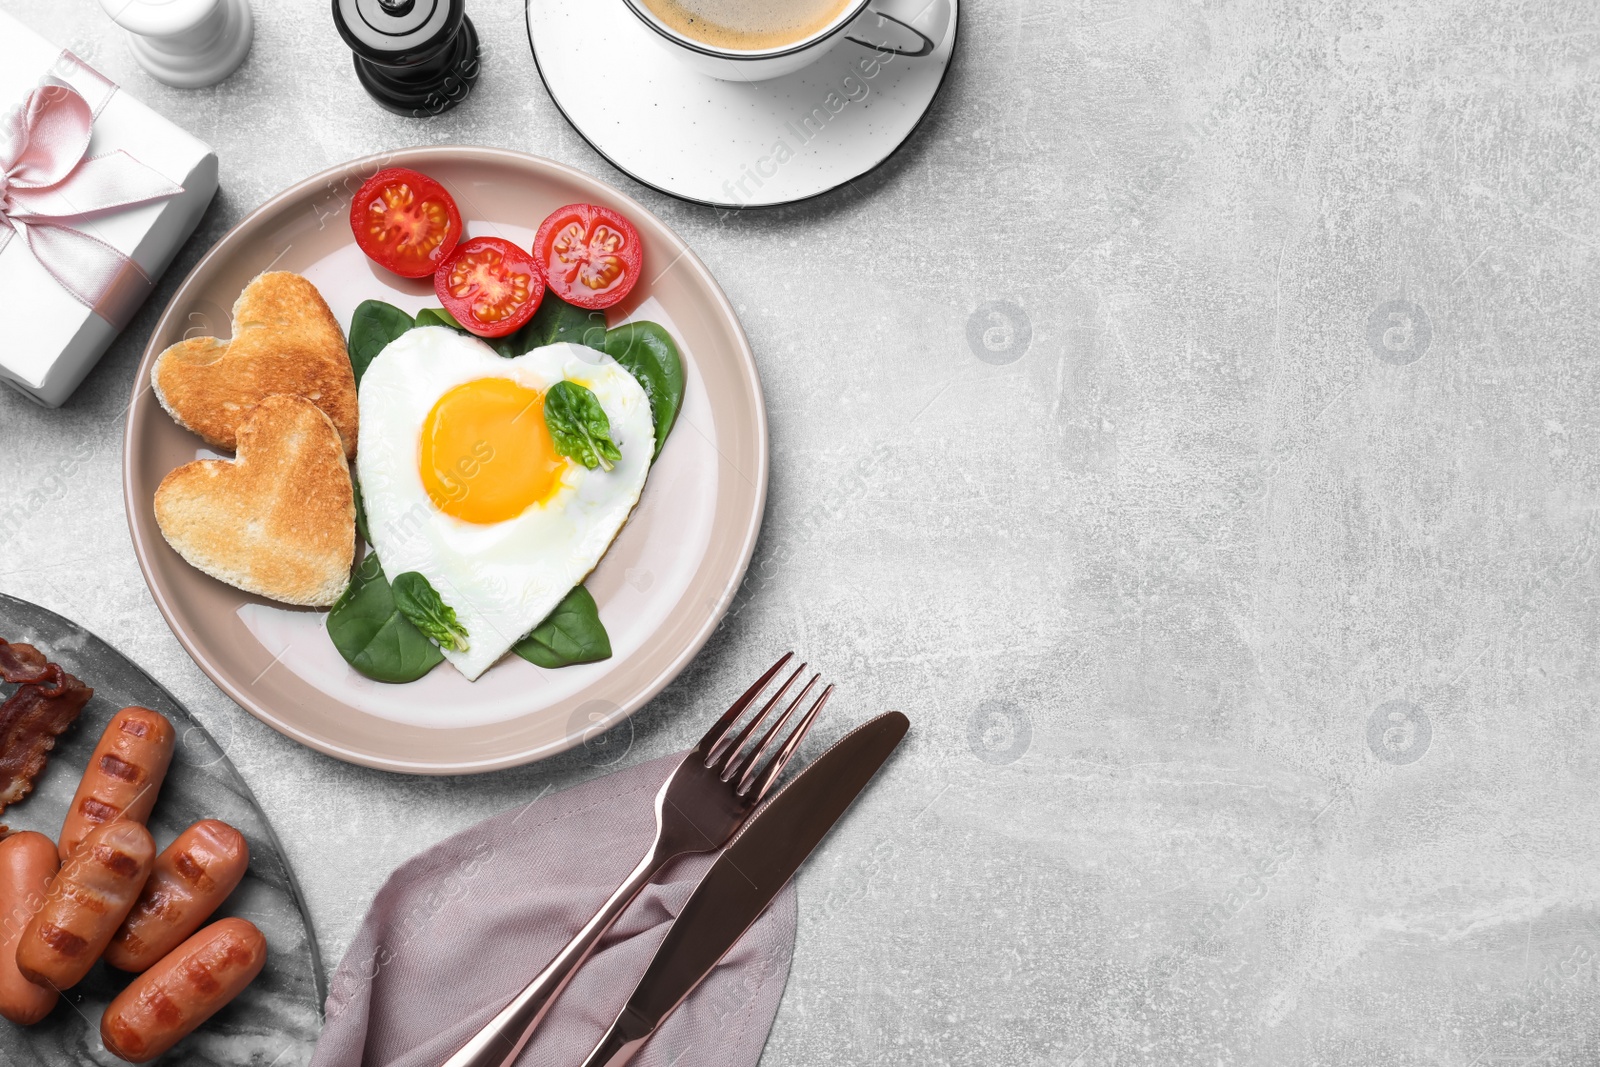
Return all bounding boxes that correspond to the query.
[311,751,798,1067]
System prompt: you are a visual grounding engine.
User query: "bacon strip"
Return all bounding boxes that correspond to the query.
[0,640,51,685]
[0,654,93,815]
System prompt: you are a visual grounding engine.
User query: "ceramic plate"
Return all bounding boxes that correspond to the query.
[124,147,767,774]
[0,593,322,1065]
[525,0,959,207]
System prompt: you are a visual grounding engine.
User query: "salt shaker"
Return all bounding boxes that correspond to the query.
[332,0,480,118]
[97,0,254,89]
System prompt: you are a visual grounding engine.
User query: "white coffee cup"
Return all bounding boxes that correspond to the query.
[619,0,952,82]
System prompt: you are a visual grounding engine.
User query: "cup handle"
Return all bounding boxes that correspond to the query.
[844,0,951,58]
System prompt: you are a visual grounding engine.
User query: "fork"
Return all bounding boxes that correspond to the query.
[439,652,832,1067]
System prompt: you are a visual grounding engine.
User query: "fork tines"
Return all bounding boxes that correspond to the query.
[698,652,832,802]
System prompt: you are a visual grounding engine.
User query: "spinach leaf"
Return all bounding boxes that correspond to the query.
[602,322,685,459]
[513,585,612,668]
[326,555,444,683]
[347,300,414,384]
[415,306,468,332]
[545,381,622,472]
[352,475,370,544]
[390,571,470,652]
[493,292,607,358]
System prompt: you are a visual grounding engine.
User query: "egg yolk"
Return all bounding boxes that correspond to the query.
[420,377,567,524]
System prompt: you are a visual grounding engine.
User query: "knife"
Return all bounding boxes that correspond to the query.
[574,710,910,1067]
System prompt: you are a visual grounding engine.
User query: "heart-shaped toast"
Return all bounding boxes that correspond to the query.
[152,271,358,459]
[154,395,355,607]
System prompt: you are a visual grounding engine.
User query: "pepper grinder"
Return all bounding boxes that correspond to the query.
[332,0,480,118]
[97,0,253,89]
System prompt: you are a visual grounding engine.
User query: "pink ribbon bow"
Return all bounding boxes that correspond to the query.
[0,79,183,328]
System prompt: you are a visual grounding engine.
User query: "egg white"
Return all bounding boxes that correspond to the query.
[355,327,654,680]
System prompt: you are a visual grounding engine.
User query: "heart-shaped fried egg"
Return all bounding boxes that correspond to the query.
[356,327,653,679]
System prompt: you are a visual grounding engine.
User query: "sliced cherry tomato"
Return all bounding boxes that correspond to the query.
[433,236,545,338]
[531,203,643,310]
[350,168,463,279]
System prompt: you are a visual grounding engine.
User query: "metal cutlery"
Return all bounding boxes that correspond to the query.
[576,710,911,1067]
[438,652,832,1067]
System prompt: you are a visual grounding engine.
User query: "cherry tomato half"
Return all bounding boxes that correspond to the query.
[532,203,643,310]
[434,236,545,338]
[351,168,463,279]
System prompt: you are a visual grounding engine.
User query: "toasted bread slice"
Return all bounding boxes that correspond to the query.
[152,272,358,459]
[154,395,355,607]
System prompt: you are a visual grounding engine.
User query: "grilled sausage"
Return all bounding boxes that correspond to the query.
[58,707,175,862]
[104,820,249,973]
[0,832,59,1024]
[16,821,155,990]
[100,918,267,1063]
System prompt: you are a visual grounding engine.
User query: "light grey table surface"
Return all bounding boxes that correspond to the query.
[4,0,1599,1063]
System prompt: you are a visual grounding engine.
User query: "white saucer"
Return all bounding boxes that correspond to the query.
[525,0,959,208]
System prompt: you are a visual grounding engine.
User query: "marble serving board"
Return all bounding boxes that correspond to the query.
[0,593,323,1066]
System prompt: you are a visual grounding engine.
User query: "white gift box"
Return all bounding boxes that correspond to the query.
[0,12,217,408]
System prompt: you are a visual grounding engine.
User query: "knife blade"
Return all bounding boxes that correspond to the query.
[576,710,910,1067]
